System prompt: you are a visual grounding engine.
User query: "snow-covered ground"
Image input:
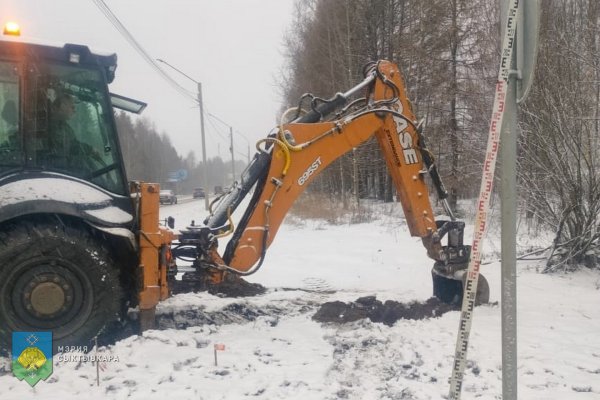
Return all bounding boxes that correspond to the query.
[1,197,599,399]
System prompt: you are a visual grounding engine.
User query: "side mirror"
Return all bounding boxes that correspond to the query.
[167,216,175,229]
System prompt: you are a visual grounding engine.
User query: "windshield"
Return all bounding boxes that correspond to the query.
[25,62,127,194]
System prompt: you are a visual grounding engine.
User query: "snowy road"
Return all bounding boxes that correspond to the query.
[1,199,599,399]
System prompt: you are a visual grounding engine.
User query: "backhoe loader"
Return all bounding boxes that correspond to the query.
[0,28,488,350]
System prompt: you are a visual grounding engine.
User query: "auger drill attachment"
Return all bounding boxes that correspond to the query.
[428,221,490,305]
[415,120,489,305]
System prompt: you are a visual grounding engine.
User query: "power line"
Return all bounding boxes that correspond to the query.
[235,150,247,159]
[205,113,249,161]
[205,114,229,142]
[235,129,251,143]
[91,0,196,102]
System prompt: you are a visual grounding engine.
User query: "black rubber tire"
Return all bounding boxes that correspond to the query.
[0,219,123,351]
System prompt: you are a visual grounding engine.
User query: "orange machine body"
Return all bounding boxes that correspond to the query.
[133,182,176,322]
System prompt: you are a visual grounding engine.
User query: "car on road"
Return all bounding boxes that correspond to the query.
[214,186,224,195]
[193,187,206,198]
[159,189,177,205]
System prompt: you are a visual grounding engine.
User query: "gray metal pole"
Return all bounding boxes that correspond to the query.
[500,1,518,398]
[229,126,235,185]
[197,82,210,211]
[500,74,518,400]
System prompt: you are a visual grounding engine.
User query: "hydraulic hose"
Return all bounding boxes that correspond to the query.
[256,137,291,176]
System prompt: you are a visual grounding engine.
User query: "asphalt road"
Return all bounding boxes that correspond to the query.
[160,194,211,206]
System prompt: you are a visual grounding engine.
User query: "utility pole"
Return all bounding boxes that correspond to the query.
[157,58,210,210]
[197,82,210,211]
[207,111,238,186]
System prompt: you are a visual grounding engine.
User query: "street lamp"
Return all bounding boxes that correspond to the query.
[156,58,210,211]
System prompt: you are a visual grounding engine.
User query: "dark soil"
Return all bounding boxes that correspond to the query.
[312,295,460,326]
[171,273,267,297]
[207,279,267,298]
[94,278,266,348]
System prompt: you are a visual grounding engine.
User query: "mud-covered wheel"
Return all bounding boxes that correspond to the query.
[0,220,123,350]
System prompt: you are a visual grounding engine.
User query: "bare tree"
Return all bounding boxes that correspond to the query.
[280,0,498,210]
[519,0,600,270]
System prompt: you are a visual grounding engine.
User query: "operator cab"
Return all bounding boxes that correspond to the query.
[0,34,142,195]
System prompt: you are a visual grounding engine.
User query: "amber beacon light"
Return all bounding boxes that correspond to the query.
[3,22,21,36]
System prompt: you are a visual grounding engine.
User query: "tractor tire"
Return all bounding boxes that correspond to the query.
[0,219,123,352]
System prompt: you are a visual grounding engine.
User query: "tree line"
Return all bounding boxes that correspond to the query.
[114,112,245,194]
[113,0,598,268]
[280,0,599,268]
[281,0,497,208]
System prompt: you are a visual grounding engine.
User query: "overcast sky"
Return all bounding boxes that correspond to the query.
[1,0,296,162]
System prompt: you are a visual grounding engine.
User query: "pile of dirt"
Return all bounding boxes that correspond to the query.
[312,295,460,326]
[207,279,266,298]
[171,273,267,297]
[94,278,266,348]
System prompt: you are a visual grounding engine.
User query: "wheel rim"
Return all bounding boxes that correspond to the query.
[4,256,94,339]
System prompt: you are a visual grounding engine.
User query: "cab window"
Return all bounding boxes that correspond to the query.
[28,62,126,194]
[0,60,21,169]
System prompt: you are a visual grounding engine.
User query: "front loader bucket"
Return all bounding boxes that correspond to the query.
[432,268,490,305]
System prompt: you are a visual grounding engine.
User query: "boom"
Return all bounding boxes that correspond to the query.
[173,60,486,304]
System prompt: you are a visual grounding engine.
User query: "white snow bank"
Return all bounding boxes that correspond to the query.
[1,199,599,399]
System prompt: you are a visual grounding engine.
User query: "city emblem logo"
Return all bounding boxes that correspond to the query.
[12,332,53,386]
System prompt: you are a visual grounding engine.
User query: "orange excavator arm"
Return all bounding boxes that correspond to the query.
[225,60,442,269]
[173,60,488,304]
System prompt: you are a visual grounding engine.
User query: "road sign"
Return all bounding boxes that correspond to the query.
[168,169,188,182]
